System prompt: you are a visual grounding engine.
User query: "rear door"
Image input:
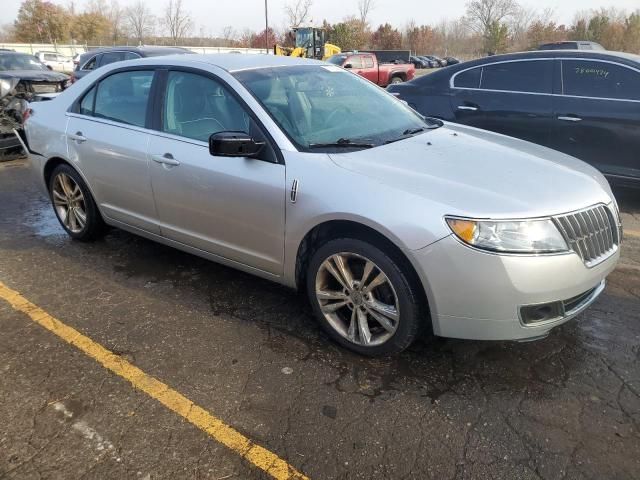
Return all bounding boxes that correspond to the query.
[449,59,555,146]
[66,68,159,233]
[550,58,640,181]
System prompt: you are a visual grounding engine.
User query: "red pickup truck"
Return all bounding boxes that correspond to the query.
[326,52,415,87]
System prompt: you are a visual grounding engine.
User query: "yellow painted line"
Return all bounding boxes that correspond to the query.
[625,229,640,239]
[0,281,308,480]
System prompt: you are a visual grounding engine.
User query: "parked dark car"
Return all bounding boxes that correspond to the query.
[71,46,193,83]
[409,55,429,69]
[415,56,437,68]
[443,56,460,65]
[387,50,640,187]
[421,55,446,67]
[539,41,605,51]
[0,51,68,158]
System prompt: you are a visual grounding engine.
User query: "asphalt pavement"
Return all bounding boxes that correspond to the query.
[1,158,639,479]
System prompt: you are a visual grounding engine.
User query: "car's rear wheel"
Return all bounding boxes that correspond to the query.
[390,76,403,84]
[306,238,423,356]
[49,164,105,241]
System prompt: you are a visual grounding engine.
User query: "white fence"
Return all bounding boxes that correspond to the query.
[0,43,269,57]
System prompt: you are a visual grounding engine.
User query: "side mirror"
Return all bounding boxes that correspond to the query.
[209,131,265,158]
[343,63,352,69]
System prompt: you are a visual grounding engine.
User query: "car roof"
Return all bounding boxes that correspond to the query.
[132,53,326,72]
[447,49,640,68]
[81,46,191,57]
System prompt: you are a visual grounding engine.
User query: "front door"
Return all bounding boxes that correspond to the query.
[148,70,286,275]
[550,58,640,181]
[449,59,555,147]
[66,69,159,233]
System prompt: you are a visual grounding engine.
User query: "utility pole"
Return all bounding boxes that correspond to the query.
[264,0,269,54]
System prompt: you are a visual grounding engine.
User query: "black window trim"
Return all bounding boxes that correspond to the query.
[450,56,640,103]
[150,66,284,165]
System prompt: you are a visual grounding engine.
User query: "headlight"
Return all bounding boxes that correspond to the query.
[0,78,19,98]
[445,217,568,254]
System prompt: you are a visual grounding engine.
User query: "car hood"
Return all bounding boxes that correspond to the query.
[328,123,614,219]
[0,70,68,82]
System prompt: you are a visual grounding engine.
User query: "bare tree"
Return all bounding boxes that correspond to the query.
[284,0,312,28]
[163,0,192,45]
[125,0,155,44]
[221,25,236,46]
[358,0,375,25]
[465,0,519,35]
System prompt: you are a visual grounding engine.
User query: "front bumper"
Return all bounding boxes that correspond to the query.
[412,235,619,341]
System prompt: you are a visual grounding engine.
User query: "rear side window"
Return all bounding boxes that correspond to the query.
[79,86,96,115]
[480,60,553,94]
[562,60,640,101]
[453,67,481,88]
[346,56,364,69]
[93,70,154,127]
[44,53,56,61]
[124,52,141,60]
[99,51,126,66]
[82,56,98,71]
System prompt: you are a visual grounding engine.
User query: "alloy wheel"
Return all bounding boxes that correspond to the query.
[52,172,87,233]
[315,252,400,346]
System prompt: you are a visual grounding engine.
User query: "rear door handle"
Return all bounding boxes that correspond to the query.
[151,153,180,167]
[457,105,478,111]
[557,115,582,122]
[68,131,87,143]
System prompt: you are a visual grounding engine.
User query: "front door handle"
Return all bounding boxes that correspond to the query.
[457,105,478,111]
[68,131,87,143]
[151,153,180,167]
[557,115,582,122]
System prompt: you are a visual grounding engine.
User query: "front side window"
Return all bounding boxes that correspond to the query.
[363,56,374,68]
[44,53,56,61]
[234,65,437,151]
[453,67,481,88]
[162,71,250,142]
[480,60,553,94]
[124,52,141,60]
[562,60,640,101]
[93,70,154,127]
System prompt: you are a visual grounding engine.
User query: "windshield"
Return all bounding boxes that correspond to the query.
[0,54,49,71]
[295,28,313,48]
[326,54,347,66]
[234,65,439,151]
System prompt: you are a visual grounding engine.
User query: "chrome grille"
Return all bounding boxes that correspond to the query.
[553,205,618,267]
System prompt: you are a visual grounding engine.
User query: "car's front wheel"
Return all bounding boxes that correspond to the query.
[49,164,105,241]
[306,238,424,356]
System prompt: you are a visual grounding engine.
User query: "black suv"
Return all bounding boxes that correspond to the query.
[538,41,605,51]
[71,46,193,83]
[388,50,640,187]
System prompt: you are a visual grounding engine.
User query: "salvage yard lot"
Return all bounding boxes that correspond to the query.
[1,158,639,479]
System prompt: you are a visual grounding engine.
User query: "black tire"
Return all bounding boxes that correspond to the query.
[390,76,403,84]
[48,164,106,241]
[306,238,424,356]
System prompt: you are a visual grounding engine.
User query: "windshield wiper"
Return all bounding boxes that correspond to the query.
[384,124,441,145]
[308,138,375,149]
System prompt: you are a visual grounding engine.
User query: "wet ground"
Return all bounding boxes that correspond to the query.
[1,158,639,479]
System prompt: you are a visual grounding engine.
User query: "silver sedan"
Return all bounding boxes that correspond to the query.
[25,54,621,356]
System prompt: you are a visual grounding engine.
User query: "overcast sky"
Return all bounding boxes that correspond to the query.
[3,0,639,37]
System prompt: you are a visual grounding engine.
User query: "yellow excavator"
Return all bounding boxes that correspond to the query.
[274,25,341,61]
